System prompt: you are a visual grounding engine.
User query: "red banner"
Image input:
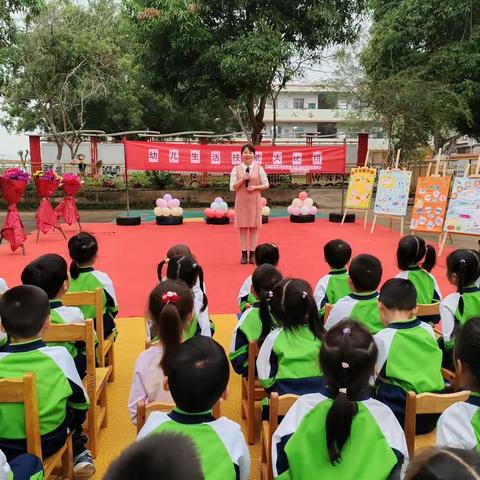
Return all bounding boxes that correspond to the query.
[124,141,346,174]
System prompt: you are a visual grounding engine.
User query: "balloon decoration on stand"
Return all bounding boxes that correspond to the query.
[154,193,184,225]
[287,191,317,223]
[55,173,82,230]
[204,196,233,225]
[261,197,271,224]
[0,168,29,254]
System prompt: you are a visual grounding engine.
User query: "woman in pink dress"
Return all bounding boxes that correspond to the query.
[230,144,269,264]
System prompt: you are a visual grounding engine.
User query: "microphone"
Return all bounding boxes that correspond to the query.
[245,166,250,188]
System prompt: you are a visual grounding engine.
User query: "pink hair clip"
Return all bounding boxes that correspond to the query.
[342,327,351,335]
[162,291,179,304]
[341,362,350,369]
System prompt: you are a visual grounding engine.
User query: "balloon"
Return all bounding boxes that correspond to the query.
[163,194,173,202]
[309,206,318,215]
[215,210,225,218]
[154,207,163,216]
[210,202,217,210]
[156,198,167,208]
[227,208,235,219]
[204,208,214,218]
[303,198,314,207]
[214,196,223,203]
[300,206,310,215]
[292,198,302,208]
[262,206,271,216]
[218,201,228,212]
[291,206,301,216]
[171,207,183,217]
[287,205,294,214]
[161,207,171,216]
[299,191,308,201]
[168,198,180,208]
[261,197,267,207]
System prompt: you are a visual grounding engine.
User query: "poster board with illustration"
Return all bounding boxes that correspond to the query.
[345,167,377,210]
[373,170,412,217]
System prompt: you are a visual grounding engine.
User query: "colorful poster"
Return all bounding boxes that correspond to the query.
[373,170,412,216]
[444,177,480,235]
[345,167,377,210]
[410,176,451,234]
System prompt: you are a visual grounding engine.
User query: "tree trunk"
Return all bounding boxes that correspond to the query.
[272,93,277,146]
[247,95,267,145]
[54,141,63,169]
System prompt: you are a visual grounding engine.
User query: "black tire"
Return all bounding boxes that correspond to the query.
[290,214,315,223]
[205,217,230,225]
[329,212,355,223]
[116,216,141,226]
[262,216,269,224]
[156,216,183,225]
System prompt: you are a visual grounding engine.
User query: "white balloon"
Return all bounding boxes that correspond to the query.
[219,201,228,212]
[210,202,217,210]
[300,206,310,215]
[161,207,171,216]
[154,207,162,217]
[303,198,314,207]
[262,206,271,216]
[292,198,302,208]
[171,207,183,217]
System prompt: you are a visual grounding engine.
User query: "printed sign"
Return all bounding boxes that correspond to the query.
[444,177,480,235]
[345,167,377,210]
[373,170,412,216]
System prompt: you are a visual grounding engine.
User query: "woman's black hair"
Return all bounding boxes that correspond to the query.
[241,143,255,154]
[148,280,194,373]
[253,264,283,341]
[320,319,377,465]
[68,232,98,279]
[157,255,208,312]
[455,317,480,389]
[269,278,324,341]
[397,235,436,272]
[255,243,280,266]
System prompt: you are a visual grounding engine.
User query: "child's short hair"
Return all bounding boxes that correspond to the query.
[324,239,352,269]
[255,243,280,266]
[104,432,203,480]
[166,336,229,413]
[68,232,98,279]
[379,278,416,311]
[0,285,50,338]
[455,317,480,387]
[349,254,382,292]
[21,253,68,299]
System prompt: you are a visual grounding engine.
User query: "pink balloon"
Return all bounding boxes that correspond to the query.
[260,197,267,207]
[287,205,294,214]
[299,191,308,201]
[215,210,225,218]
[156,198,167,208]
[309,206,318,215]
[227,208,235,219]
[204,208,214,218]
[291,206,301,216]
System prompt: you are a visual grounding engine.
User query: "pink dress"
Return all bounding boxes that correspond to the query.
[234,164,262,228]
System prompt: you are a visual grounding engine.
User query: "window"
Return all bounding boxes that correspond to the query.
[317,123,337,136]
[308,102,316,109]
[293,98,305,109]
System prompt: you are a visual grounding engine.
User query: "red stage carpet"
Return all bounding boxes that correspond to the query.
[0,218,456,316]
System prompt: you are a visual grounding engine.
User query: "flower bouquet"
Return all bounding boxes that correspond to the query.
[0,168,29,252]
[33,169,64,236]
[55,173,82,226]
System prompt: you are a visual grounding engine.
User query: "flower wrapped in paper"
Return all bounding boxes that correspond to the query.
[55,173,82,226]
[33,169,62,234]
[0,168,29,252]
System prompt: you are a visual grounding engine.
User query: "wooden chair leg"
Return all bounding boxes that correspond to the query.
[240,380,246,420]
[100,386,108,428]
[87,404,98,459]
[62,435,74,480]
[247,393,255,445]
[107,345,115,382]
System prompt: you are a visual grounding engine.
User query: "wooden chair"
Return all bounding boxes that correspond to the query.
[136,399,222,434]
[63,288,116,382]
[0,373,74,479]
[43,319,108,458]
[324,303,333,324]
[260,392,299,480]
[404,390,470,457]
[240,341,267,445]
[416,302,441,317]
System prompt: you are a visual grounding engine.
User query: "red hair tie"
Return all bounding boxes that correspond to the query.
[162,291,179,304]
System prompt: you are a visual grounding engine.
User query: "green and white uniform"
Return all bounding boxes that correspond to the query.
[0,278,8,348]
[138,408,249,480]
[325,292,383,334]
[440,286,480,347]
[238,275,255,313]
[374,318,444,428]
[313,268,351,315]
[0,340,89,460]
[437,393,480,449]
[68,267,118,338]
[272,392,408,479]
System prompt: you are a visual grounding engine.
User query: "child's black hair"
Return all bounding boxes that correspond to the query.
[397,235,436,273]
[68,232,98,279]
[253,264,283,341]
[166,244,192,259]
[405,447,480,480]
[21,253,68,299]
[324,239,352,270]
[165,336,229,413]
[157,255,208,312]
[0,285,50,338]
[379,278,417,311]
[104,432,203,480]
[241,143,255,154]
[455,317,480,389]
[255,243,280,266]
[349,254,383,292]
[148,280,194,373]
[446,249,480,295]
[320,319,377,465]
[269,278,324,341]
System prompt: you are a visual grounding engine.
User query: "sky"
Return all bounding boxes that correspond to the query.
[0,125,29,160]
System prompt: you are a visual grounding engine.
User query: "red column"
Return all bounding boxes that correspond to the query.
[357,133,369,166]
[29,135,42,172]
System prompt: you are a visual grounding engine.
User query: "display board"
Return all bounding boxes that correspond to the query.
[345,167,377,210]
[444,177,480,235]
[373,170,412,217]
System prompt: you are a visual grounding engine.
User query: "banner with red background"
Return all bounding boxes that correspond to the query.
[124,141,346,174]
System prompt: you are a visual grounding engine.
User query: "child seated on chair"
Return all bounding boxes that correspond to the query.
[237,243,280,313]
[437,317,480,450]
[314,239,352,317]
[68,232,118,339]
[137,336,250,480]
[272,319,408,480]
[1,449,44,480]
[0,286,93,477]
[230,264,282,376]
[374,278,444,433]
[128,280,195,424]
[21,253,87,378]
[325,254,384,334]
[0,278,8,348]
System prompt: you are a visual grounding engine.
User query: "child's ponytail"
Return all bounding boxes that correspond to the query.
[258,290,274,341]
[306,293,325,341]
[422,244,437,272]
[157,303,183,372]
[70,260,80,279]
[157,259,167,282]
[197,265,208,312]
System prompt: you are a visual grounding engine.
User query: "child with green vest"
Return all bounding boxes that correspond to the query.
[137,336,250,480]
[437,317,480,449]
[314,239,352,316]
[0,286,93,477]
[326,254,384,334]
[0,278,8,349]
[272,319,408,480]
[68,232,118,338]
[0,450,44,480]
[395,235,442,324]
[229,264,282,375]
[21,254,86,378]
[237,243,280,313]
[374,278,444,432]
